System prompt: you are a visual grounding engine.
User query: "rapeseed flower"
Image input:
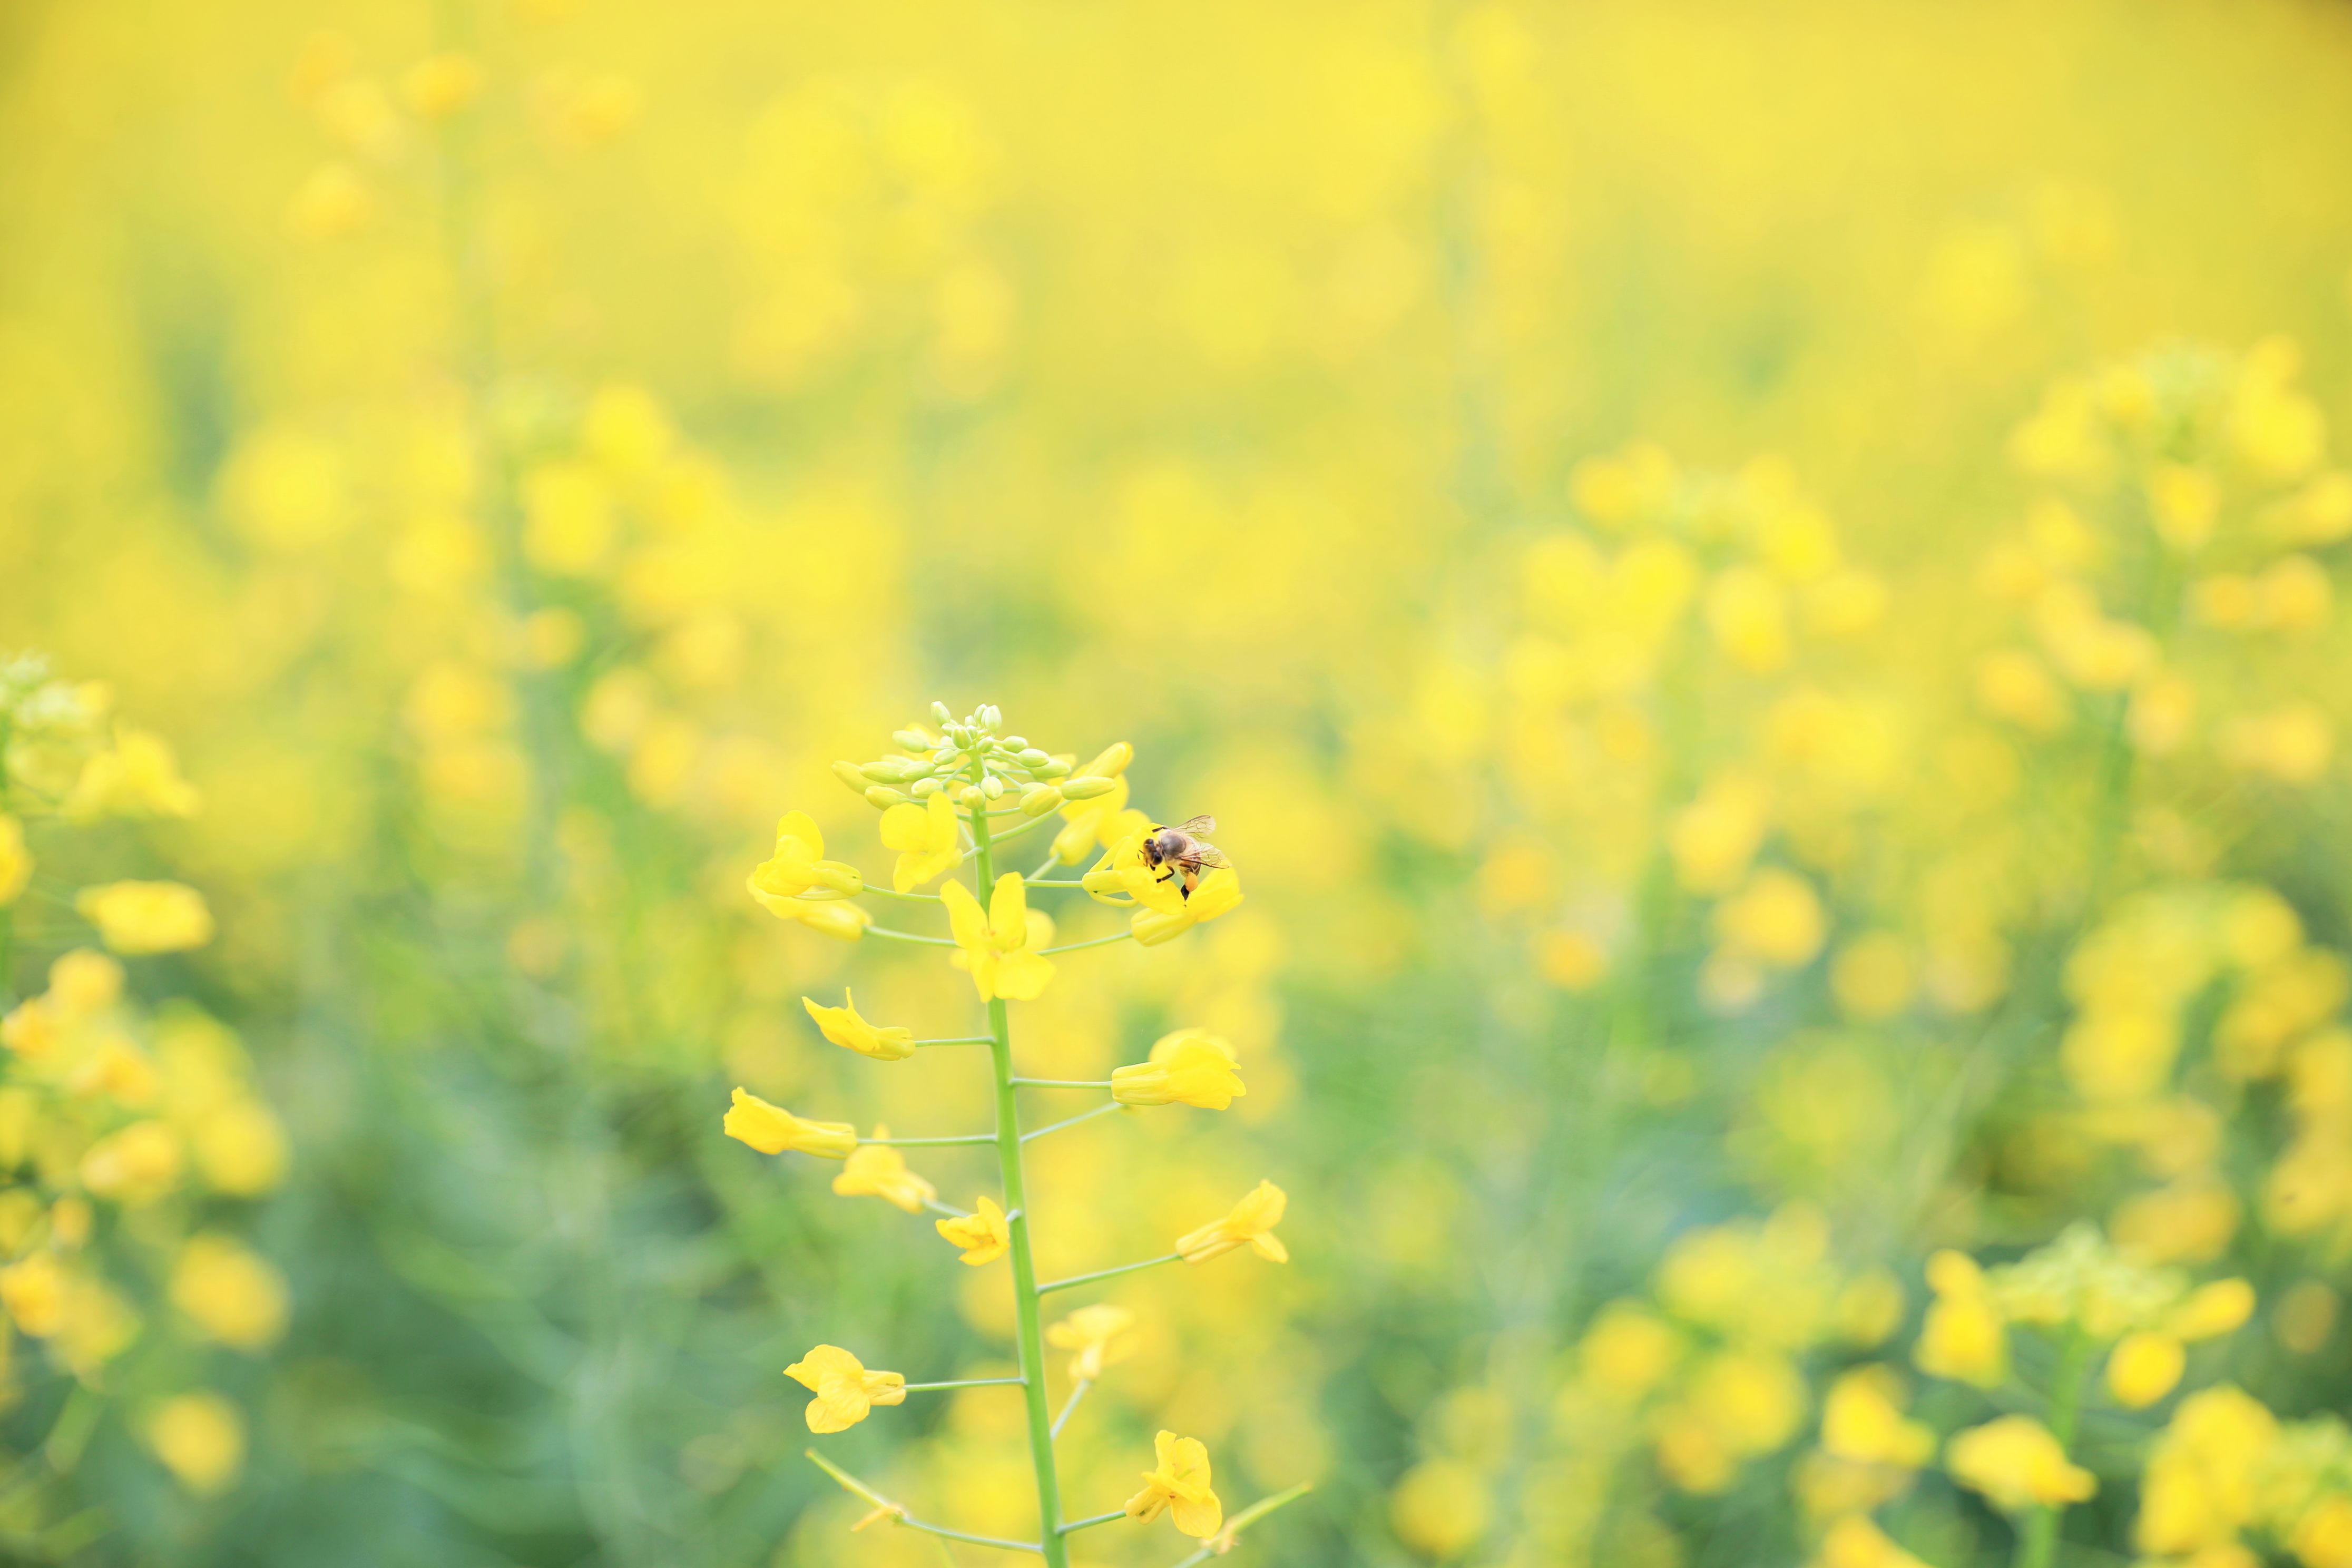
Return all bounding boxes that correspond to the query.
[2106,1331,2187,1408]
[1946,1416,2095,1511]
[1125,1430,1223,1538]
[785,1344,907,1433]
[749,811,864,900]
[1046,1304,1135,1381]
[722,1089,856,1159]
[936,1195,1010,1265]
[1131,867,1244,947]
[942,874,1054,1001]
[1816,1515,1933,1568]
[879,793,960,890]
[80,1120,183,1202]
[1112,1030,1245,1109]
[76,880,214,954]
[1082,825,1188,915]
[64,729,201,820]
[1051,742,1137,864]
[831,1132,937,1213]
[802,991,916,1061]
[1175,1179,1288,1264]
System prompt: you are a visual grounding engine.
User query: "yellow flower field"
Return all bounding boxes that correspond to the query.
[5,1,2352,1564]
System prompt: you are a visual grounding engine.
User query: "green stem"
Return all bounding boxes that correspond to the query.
[862,885,945,903]
[1011,1078,1112,1089]
[866,926,961,947]
[1035,1253,1182,1296]
[1058,1511,1125,1535]
[903,1377,1025,1391]
[971,792,1071,1568]
[864,1134,995,1148]
[2014,1328,2094,1568]
[1022,1104,1122,1143]
[914,1036,995,1046]
[1037,930,1133,957]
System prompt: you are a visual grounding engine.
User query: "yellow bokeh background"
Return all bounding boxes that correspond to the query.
[5,1,2352,1564]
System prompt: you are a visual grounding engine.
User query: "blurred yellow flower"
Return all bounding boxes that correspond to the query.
[399,52,483,119]
[1045,1302,1134,1381]
[0,815,26,906]
[1816,1514,1933,1568]
[1390,1456,1490,1559]
[1820,1367,1934,1468]
[1915,1250,2007,1387]
[830,1130,937,1214]
[65,730,201,820]
[1714,869,1828,969]
[879,793,960,890]
[1175,1179,1288,1265]
[1946,1416,2094,1511]
[0,1251,66,1337]
[942,874,1054,1001]
[783,1344,906,1433]
[170,1235,290,1349]
[76,881,214,955]
[1126,1429,1223,1538]
[1112,1030,1245,1109]
[1577,1303,1682,1400]
[80,1120,184,1203]
[801,990,915,1061]
[2106,1331,2186,1408]
[2137,1386,2278,1559]
[721,1089,856,1159]
[1132,866,1244,947]
[935,1195,1010,1265]
[146,1393,246,1495]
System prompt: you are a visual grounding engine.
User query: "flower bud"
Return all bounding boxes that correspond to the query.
[1021,785,1063,816]
[1061,775,1118,800]
[912,778,943,798]
[999,734,1027,751]
[931,701,952,724]
[1033,756,1072,779]
[893,729,932,751]
[864,786,908,809]
[979,704,1002,729]
[831,760,869,794]
[1017,747,1053,768]
[1075,741,1133,780]
[982,773,1005,800]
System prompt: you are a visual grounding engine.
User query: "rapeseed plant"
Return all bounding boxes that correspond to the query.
[728,704,1306,1566]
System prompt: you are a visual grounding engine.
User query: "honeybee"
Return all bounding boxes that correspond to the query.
[1142,815,1228,899]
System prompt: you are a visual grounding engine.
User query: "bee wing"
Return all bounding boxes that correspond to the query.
[1175,840,1230,869]
[1173,815,1217,835]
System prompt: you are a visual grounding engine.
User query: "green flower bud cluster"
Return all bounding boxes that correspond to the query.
[830,701,1121,814]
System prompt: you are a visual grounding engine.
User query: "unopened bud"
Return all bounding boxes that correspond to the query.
[1033,756,1072,779]
[979,704,1002,729]
[1021,784,1063,816]
[982,773,1005,800]
[999,734,1027,751]
[931,700,953,724]
[832,760,869,794]
[1061,775,1117,800]
[1076,741,1133,779]
[893,729,932,751]
[912,777,943,798]
[1017,747,1052,768]
[864,786,909,809]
